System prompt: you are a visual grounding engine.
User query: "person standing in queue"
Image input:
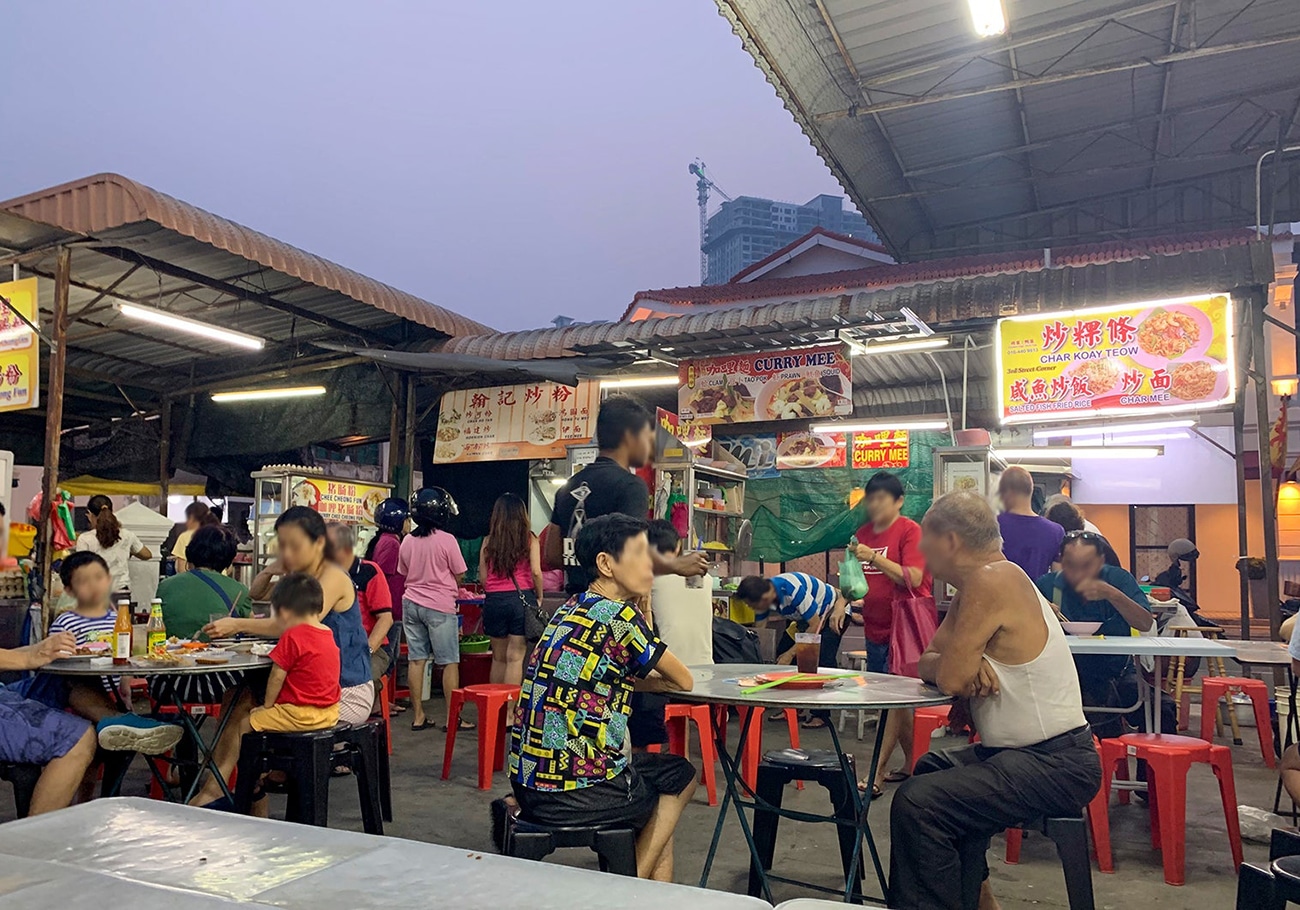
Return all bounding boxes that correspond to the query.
[996,466,1063,581]
[543,396,708,594]
[367,497,409,712]
[400,487,469,732]
[479,492,544,688]
[850,471,932,799]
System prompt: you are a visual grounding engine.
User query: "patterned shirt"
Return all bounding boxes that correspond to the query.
[49,608,116,645]
[761,573,836,625]
[509,592,664,791]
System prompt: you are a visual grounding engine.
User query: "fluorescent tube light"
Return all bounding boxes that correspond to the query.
[968,0,1006,36]
[211,386,326,403]
[811,419,948,434]
[599,375,679,389]
[117,302,264,350]
[1032,419,1196,440]
[998,446,1162,460]
[852,338,950,355]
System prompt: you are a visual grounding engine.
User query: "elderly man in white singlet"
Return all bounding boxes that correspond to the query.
[890,492,1100,910]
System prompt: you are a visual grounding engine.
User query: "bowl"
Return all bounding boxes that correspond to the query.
[1061,621,1103,636]
[459,638,491,654]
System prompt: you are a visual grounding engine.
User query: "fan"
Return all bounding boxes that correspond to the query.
[734,519,753,563]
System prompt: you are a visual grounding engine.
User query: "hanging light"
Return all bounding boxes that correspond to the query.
[598,375,679,389]
[117,303,264,350]
[967,0,1007,36]
[811,419,948,434]
[998,446,1162,460]
[211,386,326,403]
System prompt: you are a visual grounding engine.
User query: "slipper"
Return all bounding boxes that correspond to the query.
[766,709,788,723]
[442,719,476,732]
[331,764,353,778]
[411,719,437,731]
[388,703,407,715]
[800,717,828,730]
[882,770,911,784]
[856,779,884,800]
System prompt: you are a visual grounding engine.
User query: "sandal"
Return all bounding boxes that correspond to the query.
[442,719,476,732]
[857,779,884,800]
[882,770,911,784]
[411,719,437,731]
[800,716,828,730]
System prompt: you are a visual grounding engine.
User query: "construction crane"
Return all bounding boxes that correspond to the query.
[690,160,731,284]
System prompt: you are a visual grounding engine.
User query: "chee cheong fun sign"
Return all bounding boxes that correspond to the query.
[995,294,1234,424]
[679,344,853,426]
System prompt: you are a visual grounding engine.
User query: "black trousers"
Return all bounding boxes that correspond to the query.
[888,725,1101,910]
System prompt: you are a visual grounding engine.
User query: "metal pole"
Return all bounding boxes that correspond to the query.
[38,248,71,635]
[1234,293,1251,639]
[1251,288,1284,640]
[158,397,171,514]
[388,375,402,488]
[401,373,417,500]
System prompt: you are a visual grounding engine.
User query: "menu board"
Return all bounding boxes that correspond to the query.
[679,344,852,425]
[996,294,1233,424]
[290,478,391,524]
[776,431,847,470]
[851,430,910,470]
[433,381,599,463]
[0,278,39,412]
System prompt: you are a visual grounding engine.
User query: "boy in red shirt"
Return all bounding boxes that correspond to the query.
[851,472,932,798]
[251,572,342,734]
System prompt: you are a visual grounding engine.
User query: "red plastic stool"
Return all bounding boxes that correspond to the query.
[1005,737,1113,873]
[1198,676,1275,768]
[377,679,393,755]
[650,703,719,805]
[734,706,802,792]
[1100,733,1243,885]
[910,705,952,772]
[441,684,520,790]
[394,643,410,701]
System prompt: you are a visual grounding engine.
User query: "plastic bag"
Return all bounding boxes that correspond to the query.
[1238,804,1287,844]
[838,549,868,601]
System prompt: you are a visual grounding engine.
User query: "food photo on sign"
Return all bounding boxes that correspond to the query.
[996,293,1233,424]
[679,344,853,425]
[776,431,847,470]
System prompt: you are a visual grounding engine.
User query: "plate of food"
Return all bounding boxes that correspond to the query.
[62,641,112,660]
[1066,357,1122,398]
[777,432,840,468]
[1131,305,1212,368]
[526,410,560,446]
[1167,358,1227,401]
[758,376,847,422]
[683,378,755,424]
[747,671,842,690]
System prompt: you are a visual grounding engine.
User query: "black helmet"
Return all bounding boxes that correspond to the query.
[373,497,408,533]
[410,487,458,530]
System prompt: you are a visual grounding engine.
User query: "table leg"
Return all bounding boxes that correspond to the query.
[827,713,884,903]
[176,677,248,805]
[701,706,771,902]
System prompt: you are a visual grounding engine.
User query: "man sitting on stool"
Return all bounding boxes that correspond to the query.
[891,492,1100,910]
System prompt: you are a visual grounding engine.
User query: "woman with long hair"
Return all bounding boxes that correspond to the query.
[74,494,152,598]
[479,493,543,686]
[172,501,219,573]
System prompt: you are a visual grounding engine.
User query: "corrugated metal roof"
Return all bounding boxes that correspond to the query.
[1,173,490,338]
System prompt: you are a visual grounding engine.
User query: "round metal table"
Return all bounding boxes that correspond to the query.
[41,653,273,804]
[675,663,950,905]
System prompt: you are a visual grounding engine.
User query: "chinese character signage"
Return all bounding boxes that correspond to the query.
[996,294,1234,424]
[679,344,852,425]
[290,479,391,524]
[655,407,713,460]
[0,278,39,412]
[433,381,599,463]
[851,430,910,470]
[776,431,847,470]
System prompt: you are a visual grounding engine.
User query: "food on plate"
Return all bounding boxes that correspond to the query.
[195,655,231,666]
[766,378,837,420]
[1137,309,1200,360]
[434,444,460,460]
[778,433,835,466]
[952,475,980,493]
[687,379,754,423]
[438,408,461,425]
[73,642,111,656]
[1070,358,1120,395]
[436,426,461,442]
[361,489,385,520]
[1169,360,1217,400]
[290,481,320,508]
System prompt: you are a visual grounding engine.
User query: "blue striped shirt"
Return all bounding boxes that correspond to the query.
[763,573,836,625]
[49,609,116,645]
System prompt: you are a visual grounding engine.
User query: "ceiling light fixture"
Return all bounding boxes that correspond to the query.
[117,302,264,350]
[211,386,326,403]
[998,446,1162,460]
[1070,432,1190,446]
[811,419,948,434]
[852,337,950,356]
[598,375,679,389]
[968,0,1007,36]
[1032,418,1196,440]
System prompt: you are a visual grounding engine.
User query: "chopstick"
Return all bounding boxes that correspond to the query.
[740,672,860,695]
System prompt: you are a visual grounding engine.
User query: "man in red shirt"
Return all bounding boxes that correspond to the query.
[851,472,932,798]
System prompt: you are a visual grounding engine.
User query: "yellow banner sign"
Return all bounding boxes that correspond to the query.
[290,478,391,525]
[996,294,1234,424]
[0,278,39,412]
[433,381,599,463]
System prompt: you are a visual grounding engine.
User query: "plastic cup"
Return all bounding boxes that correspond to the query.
[794,633,822,675]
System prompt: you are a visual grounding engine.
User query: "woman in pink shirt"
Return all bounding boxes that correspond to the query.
[478,493,544,686]
[398,488,468,732]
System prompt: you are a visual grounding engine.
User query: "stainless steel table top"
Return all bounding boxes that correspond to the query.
[675,663,951,712]
[38,652,271,677]
[1064,636,1236,658]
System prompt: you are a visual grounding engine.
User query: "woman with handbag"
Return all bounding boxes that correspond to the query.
[479,493,545,686]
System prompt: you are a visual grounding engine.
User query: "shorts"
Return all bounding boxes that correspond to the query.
[250,702,339,734]
[482,590,529,638]
[0,686,92,765]
[864,639,890,674]
[403,600,459,665]
[339,682,374,725]
[150,670,259,707]
[513,751,697,831]
[628,692,669,748]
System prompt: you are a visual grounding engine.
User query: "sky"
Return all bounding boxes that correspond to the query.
[0,1,848,331]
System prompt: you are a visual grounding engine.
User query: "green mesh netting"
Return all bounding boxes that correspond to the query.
[743,431,945,562]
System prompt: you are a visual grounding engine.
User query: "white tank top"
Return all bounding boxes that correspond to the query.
[969,589,1087,749]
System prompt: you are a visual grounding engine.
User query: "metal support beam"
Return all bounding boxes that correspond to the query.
[1250,287,1283,640]
[1233,296,1251,639]
[400,372,417,501]
[38,248,70,635]
[158,397,172,515]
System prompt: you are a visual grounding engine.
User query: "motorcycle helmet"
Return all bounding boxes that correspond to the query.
[1167,538,1198,562]
[410,487,458,530]
[373,497,409,533]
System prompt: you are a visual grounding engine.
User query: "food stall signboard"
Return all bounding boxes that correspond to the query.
[777,431,847,470]
[434,381,599,463]
[655,408,713,460]
[715,434,780,479]
[679,343,852,425]
[996,294,1234,424]
[291,478,390,524]
[0,278,39,412]
[851,430,910,470]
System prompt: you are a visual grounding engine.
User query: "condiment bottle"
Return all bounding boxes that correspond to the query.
[113,599,132,665]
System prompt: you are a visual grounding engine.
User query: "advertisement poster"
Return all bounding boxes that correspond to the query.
[943,462,986,497]
[996,294,1233,424]
[679,343,852,425]
[433,381,599,463]
[0,278,39,412]
[850,430,910,470]
[776,431,847,470]
[715,435,780,479]
[290,478,390,524]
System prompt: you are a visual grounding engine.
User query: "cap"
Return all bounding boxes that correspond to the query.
[1168,538,1198,560]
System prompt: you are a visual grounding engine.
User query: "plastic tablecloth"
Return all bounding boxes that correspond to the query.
[0,799,773,910]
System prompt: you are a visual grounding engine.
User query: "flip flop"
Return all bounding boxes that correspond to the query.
[442,719,476,732]
[411,719,437,731]
[800,716,828,729]
[883,770,911,784]
[857,779,884,800]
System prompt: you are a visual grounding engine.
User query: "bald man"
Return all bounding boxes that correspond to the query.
[890,492,1098,910]
[996,467,1063,581]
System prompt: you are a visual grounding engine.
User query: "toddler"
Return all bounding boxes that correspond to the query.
[250,572,341,733]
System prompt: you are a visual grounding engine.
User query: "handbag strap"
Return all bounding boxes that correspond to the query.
[191,568,236,616]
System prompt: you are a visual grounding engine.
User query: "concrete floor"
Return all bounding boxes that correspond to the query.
[0,701,1281,908]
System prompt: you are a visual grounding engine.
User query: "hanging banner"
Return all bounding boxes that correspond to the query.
[851,430,910,470]
[0,278,39,412]
[776,431,847,470]
[290,478,391,524]
[433,381,599,463]
[996,294,1234,424]
[655,407,713,450]
[679,343,852,425]
[715,434,780,479]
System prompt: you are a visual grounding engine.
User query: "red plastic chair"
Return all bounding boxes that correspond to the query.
[1004,737,1113,873]
[393,642,410,702]
[647,703,718,805]
[1198,676,1275,768]
[376,679,393,755]
[1099,733,1243,885]
[441,684,520,790]
[911,705,952,772]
